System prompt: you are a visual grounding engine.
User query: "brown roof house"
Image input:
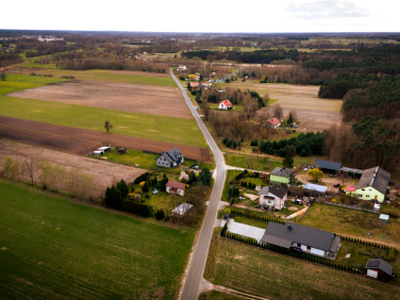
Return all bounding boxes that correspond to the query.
[261,222,341,260]
[166,181,186,196]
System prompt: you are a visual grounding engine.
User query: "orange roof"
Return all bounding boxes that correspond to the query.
[268,117,281,126]
[219,99,232,107]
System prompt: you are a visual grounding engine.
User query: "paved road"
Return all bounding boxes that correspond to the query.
[170,71,227,300]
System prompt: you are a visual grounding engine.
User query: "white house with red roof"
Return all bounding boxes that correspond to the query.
[268,117,281,129]
[218,99,232,110]
[190,82,199,88]
[166,181,186,196]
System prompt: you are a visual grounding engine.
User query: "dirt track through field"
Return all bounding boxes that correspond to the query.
[7,80,193,119]
[0,139,146,197]
[0,116,211,162]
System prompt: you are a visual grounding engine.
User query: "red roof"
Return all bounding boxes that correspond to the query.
[219,99,232,107]
[346,186,356,192]
[190,82,199,87]
[166,181,186,190]
[268,117,281,126]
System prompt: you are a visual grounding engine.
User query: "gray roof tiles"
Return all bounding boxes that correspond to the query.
[315,159,342,171]
[356,166,390,195]
[366,259,393,275]
[270,167,295,178]
[261,221,338,251]
[258,185,287,199]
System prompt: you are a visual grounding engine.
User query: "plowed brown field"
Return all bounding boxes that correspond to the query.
[8,80,192,119]
[0,116,212,162]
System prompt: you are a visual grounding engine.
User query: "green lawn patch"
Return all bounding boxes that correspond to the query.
[204,235,400,299]
[0,181,194,299]
[11,66,176,87]
[299,203,400,247]
[0,73,68,95]
[225,151,282,171]
[0,96,206,148]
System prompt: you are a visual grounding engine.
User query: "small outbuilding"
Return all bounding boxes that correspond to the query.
[366,259,394,281]
[166,181,186,196]
[98,146,111,153]
[304,183,328,194]
[172,203,194,216]
[379,214,390,225]
[270,167,295,186]
[315,159,342,174]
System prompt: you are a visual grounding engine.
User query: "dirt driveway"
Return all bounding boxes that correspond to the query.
[7,80,192,119]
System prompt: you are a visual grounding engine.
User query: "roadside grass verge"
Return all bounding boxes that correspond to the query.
[0,96,207,148]
[204,235,400,299]
[300,203,400,247]
[0,180,194,299]
[9,66,176,87]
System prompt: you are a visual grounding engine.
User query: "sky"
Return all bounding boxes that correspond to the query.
[1,0,399,33]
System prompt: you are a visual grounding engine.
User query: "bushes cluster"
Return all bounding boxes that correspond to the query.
[258,132,324,157]
[222,137,240,149]
[229,207,285,224]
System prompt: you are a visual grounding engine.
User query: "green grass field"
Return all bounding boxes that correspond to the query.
[300,203,400,247]
[11,65,176,87]
[0,74,206,148]
[225,151,282,171]
[204,235,400,299]
[0,181,194,299]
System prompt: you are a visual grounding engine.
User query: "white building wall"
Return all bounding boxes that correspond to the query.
[310,248,325,257]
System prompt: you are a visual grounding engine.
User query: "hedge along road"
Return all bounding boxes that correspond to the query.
[170,70,227,300]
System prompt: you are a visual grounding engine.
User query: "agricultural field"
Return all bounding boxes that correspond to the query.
[0,139,146,198]
[225,151,282,171]
[300,203,400,248]
[7,66,176,87]
[7,80,192,119]
[204,235,400,299]
[0,73,210,161]
[0,181,194,299]
[221,81,342,132]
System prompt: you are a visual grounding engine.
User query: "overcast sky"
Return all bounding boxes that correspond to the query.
[1,0,399,33]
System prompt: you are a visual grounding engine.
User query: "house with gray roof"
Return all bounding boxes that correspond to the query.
[156,147,184,168]
[366,259,394,281]
[258,185,288,210]
[269,167,295,186]
[261,221,341,260]
[354,166,390,202]
[315,159,342,174]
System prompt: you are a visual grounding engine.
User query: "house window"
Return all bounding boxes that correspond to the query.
[366,195,369,197]
[358,194,362,197]
[268,200,272,204]
[297,243,301,247]
[362,189,365,191]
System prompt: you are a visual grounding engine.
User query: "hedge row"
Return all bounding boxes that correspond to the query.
[338,234,398,251]
[224,232,365,275]
[230,207,285,224]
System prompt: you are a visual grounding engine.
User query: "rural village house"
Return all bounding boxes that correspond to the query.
[201,81,212,88]
[166,181,186,196]
[269,167,295,186]
[172,202,194,216]
[267,117,281,129]
[156,147,184,168]
[366,259,394,281]
[315,159,342,175]
[258,185,287,210]
[218,99,232,110]
[190,82,199,88]
[261,222,341,260]
[352,166,390,202]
